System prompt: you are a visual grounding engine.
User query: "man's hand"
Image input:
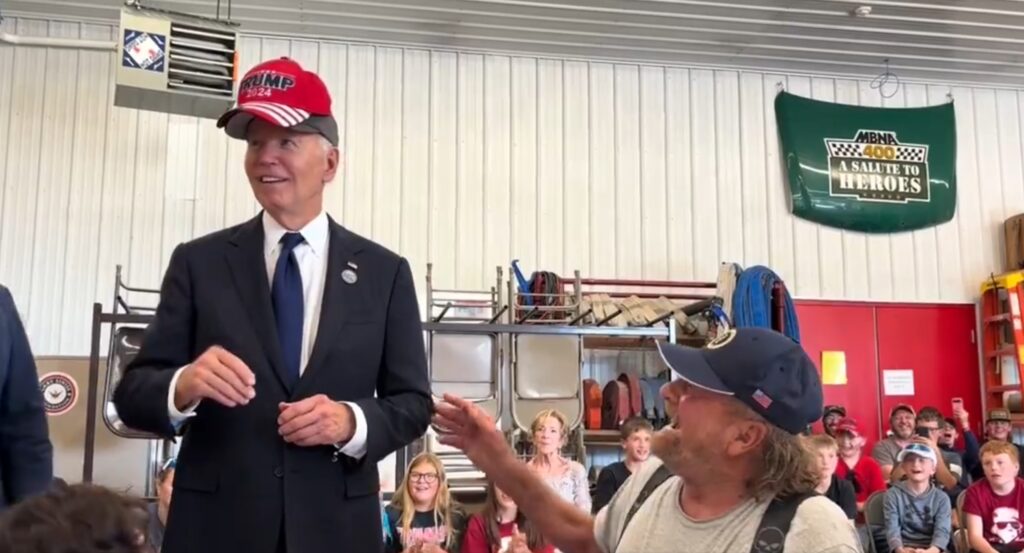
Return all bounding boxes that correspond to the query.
[912,436,940,454]
[277,395,354,446]
[955,405,970,429]
[433,393,514,472]
[174,346,255,410]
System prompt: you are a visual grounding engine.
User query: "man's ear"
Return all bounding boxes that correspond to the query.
[324,147,341,183]
[725,419,769,456]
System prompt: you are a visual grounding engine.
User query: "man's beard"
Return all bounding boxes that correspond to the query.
[652,426,719,478]
[652,428,684,471]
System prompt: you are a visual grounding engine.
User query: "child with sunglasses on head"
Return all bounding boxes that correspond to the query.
[386,453,468,553]
[882,443,951,553]
[460,480,554,553]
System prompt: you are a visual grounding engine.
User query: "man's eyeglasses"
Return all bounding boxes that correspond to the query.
[409,472,439,483]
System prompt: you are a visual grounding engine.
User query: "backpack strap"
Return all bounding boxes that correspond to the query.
[748,493,814,553]
[614,467,811,553]
[616,464,673,547]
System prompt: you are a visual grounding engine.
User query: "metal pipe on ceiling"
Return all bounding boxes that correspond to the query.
[0,31,115,50]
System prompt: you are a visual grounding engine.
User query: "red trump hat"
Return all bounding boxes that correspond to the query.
[217,57,339,146]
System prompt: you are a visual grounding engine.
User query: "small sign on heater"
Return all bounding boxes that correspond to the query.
[122,29,166,72]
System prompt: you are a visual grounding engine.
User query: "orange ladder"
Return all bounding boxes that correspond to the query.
[981,271,1024,417]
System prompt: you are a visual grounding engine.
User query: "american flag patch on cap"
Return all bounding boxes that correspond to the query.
[752,389,773,409]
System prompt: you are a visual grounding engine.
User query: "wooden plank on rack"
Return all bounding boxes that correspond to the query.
[638,300,660,325]
[612,298,630,327]
[621,296,644,326]
[588,294,606,324]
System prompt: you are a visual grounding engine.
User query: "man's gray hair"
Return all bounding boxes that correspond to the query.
[317,135,334,153]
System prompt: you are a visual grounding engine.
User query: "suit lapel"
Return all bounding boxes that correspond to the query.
[298,218,362,391]
[225,215,291,393]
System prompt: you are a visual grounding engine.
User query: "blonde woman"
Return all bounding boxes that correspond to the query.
[385,453,468,553]
[527,410,590,512]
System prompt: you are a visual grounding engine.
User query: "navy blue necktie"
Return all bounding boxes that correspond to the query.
[272,232,305,387]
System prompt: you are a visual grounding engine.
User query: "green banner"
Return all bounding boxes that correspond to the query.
[774,91,956,233]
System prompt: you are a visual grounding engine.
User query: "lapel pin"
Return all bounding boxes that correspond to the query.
[342,269,358,284]
[347,261,358,270]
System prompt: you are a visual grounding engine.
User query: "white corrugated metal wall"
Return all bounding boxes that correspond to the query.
[0,15,1020,356]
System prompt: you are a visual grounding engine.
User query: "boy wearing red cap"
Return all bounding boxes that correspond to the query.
[834,418,888,514]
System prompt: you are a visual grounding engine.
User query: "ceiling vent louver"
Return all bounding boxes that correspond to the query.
[115,6,238,119]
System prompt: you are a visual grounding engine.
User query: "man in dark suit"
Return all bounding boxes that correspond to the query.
[0,285,53,509]
[113,57,432,553]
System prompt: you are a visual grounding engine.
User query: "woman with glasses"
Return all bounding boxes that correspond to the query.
[385,453,468,553]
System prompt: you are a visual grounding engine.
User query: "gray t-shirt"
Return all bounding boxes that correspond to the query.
[871,437,905,468]
[872,438,965,478]
[593,459,862,553]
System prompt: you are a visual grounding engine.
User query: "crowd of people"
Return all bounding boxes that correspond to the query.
[4,327,1024,553]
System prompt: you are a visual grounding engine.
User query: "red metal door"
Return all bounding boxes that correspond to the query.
[875,304,982,437]
[795,302,883,445]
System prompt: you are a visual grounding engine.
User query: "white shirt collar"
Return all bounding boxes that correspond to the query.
[262,211,329,258]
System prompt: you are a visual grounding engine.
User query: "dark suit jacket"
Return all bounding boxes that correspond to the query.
[112,215,432,553]
[0,285,53,509]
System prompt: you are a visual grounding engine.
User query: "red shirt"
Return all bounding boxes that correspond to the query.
[460,513,555,553]
[963,478,1024,550]
[834,454,887,503]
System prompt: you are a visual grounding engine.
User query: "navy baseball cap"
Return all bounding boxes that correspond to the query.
[655,328,823,434]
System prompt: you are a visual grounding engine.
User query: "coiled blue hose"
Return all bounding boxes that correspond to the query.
[731,266,801,343]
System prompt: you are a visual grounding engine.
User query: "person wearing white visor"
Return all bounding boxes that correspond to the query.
[882,443,951,553]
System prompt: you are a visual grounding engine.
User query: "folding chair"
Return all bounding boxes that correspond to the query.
[510,334,583,435]
[862,491,887,553]
[954,490,969,553]
[105,326,160,439]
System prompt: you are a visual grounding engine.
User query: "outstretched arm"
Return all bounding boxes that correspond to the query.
[434,394,601,553]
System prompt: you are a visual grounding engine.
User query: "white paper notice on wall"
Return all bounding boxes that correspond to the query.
[883,369,915,396]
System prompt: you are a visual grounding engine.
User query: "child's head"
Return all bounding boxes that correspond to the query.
[481,481,544,551]
[939,418,958,448]
[492,485,516,512]
[619,417,653,463]
[833,418,863,457]
[822,405,846,437]
[987,409,1013,441]
[391,453,457,549]
[981,440,1021,488]
[0,483,149,553]
[805,434,840,481]
[897,443,937,484]
[399,453,446,509]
